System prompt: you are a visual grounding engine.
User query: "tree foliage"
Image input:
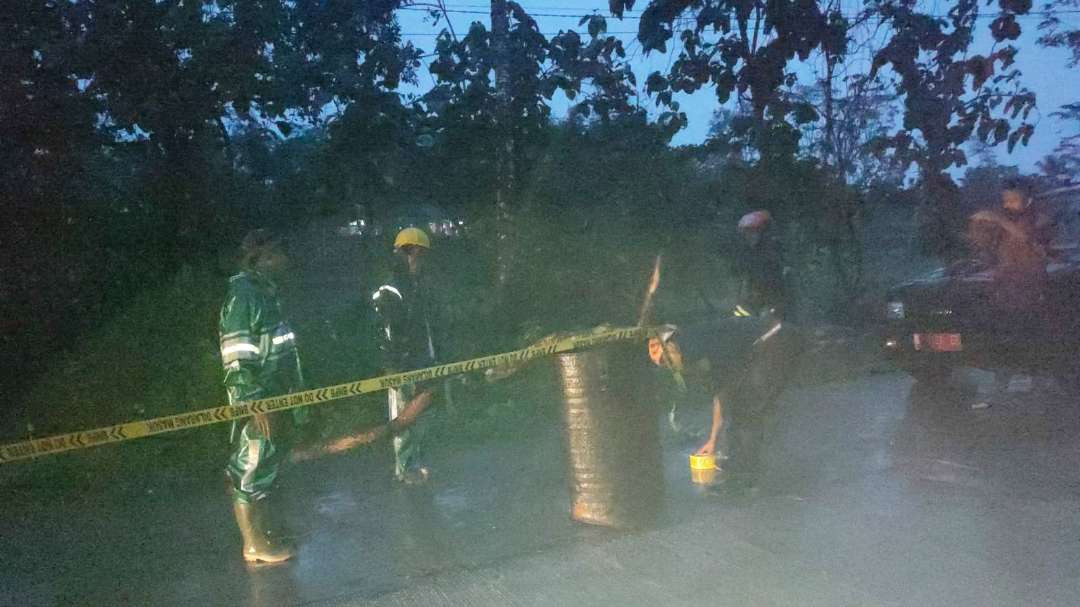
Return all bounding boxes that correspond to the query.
[866,0,1037,180]
[0,0,419,398]
[790,78,905,186]
[1,3,100,208]
[425,5,639,133]
[611,0,848,158]
[1038,0,1080,66]
[1038,102,1080,182]
[863,0,1038,257]
[420,1,641,291]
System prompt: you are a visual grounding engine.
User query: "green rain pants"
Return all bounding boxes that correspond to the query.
[388,385,427,478]
[226,417,287,503]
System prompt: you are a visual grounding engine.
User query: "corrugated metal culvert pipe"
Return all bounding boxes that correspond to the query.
[555,341,663,528]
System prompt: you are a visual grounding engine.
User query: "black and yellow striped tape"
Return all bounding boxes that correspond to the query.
[0,326,650,464]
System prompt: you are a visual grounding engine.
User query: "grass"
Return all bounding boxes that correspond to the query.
[1,265,228,494]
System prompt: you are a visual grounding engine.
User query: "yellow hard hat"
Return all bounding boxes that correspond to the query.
[394,227,431,250]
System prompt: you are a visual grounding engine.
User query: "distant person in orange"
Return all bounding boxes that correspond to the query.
[969,178,1054,309]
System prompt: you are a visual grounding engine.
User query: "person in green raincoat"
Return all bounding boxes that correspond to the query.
[220,229,308,564]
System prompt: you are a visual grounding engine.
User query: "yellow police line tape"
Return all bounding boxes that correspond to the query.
[0,326,651,465]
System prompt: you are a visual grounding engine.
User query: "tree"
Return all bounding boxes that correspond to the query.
[0,2,106,395]
[789,76,904,186]
[423,2,639,293]
[611,0,848,163]
[959,162,1020,214]
[607,2,877,315]
[0,1,422,397]
[865,0,1037,257]
[76,1,418,245]
[1038,0,1080,66]
[1037,1,1080,183]
[0,2,104,242]
[1038,103,1080,183]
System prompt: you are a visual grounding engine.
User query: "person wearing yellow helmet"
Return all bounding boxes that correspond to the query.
[394,226,431,251]
[371,227,439,484]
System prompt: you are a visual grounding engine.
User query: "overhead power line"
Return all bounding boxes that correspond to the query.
[401,6,631,19]
[400,12,1080,36]
[401,5,1080,21]
[402,30,640,36]
[440,2,646,13]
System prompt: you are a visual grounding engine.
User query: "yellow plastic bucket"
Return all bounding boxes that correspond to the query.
[689,454,718,485]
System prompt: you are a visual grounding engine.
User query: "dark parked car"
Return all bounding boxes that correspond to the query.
[880,186,1080,388]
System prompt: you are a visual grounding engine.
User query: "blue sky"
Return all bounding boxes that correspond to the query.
[394,1,1079,174]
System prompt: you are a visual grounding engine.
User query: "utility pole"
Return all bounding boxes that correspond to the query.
[822,0,841,173]
[491,0,515,292]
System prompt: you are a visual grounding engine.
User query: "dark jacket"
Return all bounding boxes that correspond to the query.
[371,266,438,373]
[675,317,785,401]
[735,236,788,318]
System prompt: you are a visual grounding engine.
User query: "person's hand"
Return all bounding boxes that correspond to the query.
[325,435,361,453]
[253,413,274,439]
[648,337,664,366]
[695,440,716,456]
[367,424,390,442]
[324,425,389,454]
[290,425,390,462]
[390,390,434,431]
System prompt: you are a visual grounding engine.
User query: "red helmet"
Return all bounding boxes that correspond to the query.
[737,210,773,232]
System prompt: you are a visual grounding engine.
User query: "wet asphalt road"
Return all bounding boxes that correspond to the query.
[4,371,1080,606]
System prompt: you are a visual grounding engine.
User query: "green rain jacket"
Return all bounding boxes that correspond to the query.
[219,271,305,436]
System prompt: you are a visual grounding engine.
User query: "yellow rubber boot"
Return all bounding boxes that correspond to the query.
[232,499,296,564]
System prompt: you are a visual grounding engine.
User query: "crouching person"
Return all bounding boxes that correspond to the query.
[648,317,800,492]
[220,229,308,564]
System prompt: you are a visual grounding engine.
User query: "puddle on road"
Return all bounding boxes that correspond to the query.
[433,486,468,511]
[314,490,359,519]
[891,455,985,488]
[432,486,471,528]
[921,458,984,487]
